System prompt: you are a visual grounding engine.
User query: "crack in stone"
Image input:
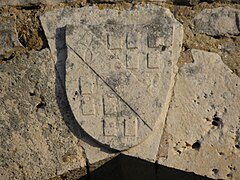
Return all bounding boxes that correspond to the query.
[156,22,183,162]
[235,12,240,32]
[156,72,178,161]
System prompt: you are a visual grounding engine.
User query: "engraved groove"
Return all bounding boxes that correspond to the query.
[68,45,152,131]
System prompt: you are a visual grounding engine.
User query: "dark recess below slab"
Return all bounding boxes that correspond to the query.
[80,154,211,180]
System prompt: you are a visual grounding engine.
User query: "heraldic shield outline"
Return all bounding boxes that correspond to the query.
[65,9,179,151]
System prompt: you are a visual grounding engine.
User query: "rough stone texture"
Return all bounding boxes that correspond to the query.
[1,2,240,179]
[0,13,23,59]
[159,49,240,179]
[40,5,183,161]
[170,3,240,78]
[221,36,240,77]
[0,0,81,7]
[215,0,240,3]
[0,49,86,179]
[193,7,240,36]
[171,0,240,5]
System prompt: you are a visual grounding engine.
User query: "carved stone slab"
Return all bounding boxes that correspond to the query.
[66,10,179,151]
[40,6,183,151]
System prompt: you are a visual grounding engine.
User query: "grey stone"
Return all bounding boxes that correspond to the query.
[40,5,183,161]
[0,13,23,59]
[193,7,240,36]
[0,49,86,179]
[159,49,240,179]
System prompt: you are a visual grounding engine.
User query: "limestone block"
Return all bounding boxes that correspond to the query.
[0,13,22,59]
[193,7,240,36]
[0,49,86,179]
[41,5,183,162]
[159,49,240,179]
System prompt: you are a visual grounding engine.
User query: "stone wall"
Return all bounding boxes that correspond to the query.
[0,0,240,179]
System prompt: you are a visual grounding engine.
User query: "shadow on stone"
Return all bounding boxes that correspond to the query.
[80,154,211,180]
[172,0,192,5]
[54,26,118,153]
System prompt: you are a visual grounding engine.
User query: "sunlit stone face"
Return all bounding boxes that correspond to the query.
[41,6,183,151]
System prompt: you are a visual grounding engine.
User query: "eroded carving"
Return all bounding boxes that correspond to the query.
[103,117,117,136]
[81,95,95,115]
[126,50,139,69]
[40,6,183,151]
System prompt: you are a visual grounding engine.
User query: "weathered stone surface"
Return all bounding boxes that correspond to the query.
[193,7,240,36]
[123,20,183,162]
[171,0,240,5]
[0,13,22,59]
[221,36,240,77]
[0,0,80,7]
[0,49,86,179]
[215,0,240,3]
[66,9,177,151]
[40,5,183,161]
[159,49,240,179]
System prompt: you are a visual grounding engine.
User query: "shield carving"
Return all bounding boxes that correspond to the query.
[64,7,181,151]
